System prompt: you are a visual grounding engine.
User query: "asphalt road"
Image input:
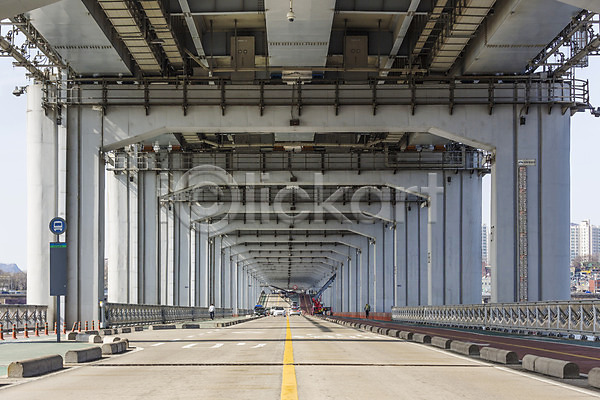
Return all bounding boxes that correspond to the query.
[1,316,600,399]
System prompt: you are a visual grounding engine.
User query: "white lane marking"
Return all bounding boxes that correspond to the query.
[187,335,195,338]
[252,344,266,349]
[172,338,181,341]
[237,343,246,346]
[182,343,198,349]
[415,342,600,398]
[210,343,224,349]
[151,342,165,347]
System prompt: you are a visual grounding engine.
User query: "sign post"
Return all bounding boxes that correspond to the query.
[49,217,67,343]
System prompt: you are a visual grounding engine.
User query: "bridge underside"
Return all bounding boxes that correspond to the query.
[25,80,571,322]
[6,0,592,322]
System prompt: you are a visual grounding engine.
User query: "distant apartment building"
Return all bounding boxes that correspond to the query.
[570,220,600,262]
[482,224,489,266]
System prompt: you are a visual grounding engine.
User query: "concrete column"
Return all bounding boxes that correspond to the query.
[382,223,394,312]
[65,106,104,323]
[26,84,57,312]
[157,173,169,305]
[106,172,128,303]
[461,171,483,304]
[138,171,158,304]
[198,225,209,307]
[539,107,570,300]
[127,166,138,304]
[173,201,190,306]
[427,173,444,306]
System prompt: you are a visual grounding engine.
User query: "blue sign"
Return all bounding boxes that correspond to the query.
[49,217,67,235]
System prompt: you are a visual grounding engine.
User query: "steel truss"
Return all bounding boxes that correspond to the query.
[47,76,590,116]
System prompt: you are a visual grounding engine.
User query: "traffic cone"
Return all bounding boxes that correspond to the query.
[12,324,16,339]
[85,321,89,331]
[77,321,81,333]
[24,323,29,338]
[53,322,57,335]
[63,322,67,334]
[34,323,40,337]
[45,322,49,336]
[0,323,4,340]
[91,320,95,330]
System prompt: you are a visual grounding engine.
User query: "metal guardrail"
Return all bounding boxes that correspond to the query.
[102,302,245,327]
[392,301,600,337]
[0,305,47,331]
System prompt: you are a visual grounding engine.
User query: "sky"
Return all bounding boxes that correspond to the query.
[0,50,599,272]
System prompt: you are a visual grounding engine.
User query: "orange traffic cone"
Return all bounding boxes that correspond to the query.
[63,322,67,334]
[91,320,95,330]
[34,323,40,337]
[71,322,77,332]
[24,323,29,338]
[11,324,16,339]
[45,322,49,336]
[77,321,81,333]
[85,321,89,331]
[0,323,4,340]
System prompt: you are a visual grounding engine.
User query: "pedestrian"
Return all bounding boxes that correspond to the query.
[364,303,371,319]
[209,304,215,320]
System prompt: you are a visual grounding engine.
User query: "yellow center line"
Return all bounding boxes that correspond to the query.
[281,315,299,400]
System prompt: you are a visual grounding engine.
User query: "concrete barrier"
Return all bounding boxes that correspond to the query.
[103,336,122,344]
[134,326,144,332]
[151,324,176,330]
[412,333,432,344]
[121,327,132,333]
[8,355,63,377]
[379,328,390,335]
[480,347,519,364]
[65,346,102,363]
[399,331,414,340]
[75,333,102,343]
[102,339,128,355]
[103,329,116,335]
[182,323,200,329]
[67,332,78,340]
[450,341,480,356]
[588,368,600,388]
[522,355,579,378]
[522,354,537,371]
[431,336,452,349]
[84,330,99,335]
[387,329,400,338]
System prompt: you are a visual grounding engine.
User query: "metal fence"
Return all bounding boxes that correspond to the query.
[392,300,600,337]
[0,305,47,331]
[102,302,252,327]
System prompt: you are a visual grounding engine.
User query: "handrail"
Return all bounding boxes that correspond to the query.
[0,305,47,331]
[392,300,600,337]
[102,302,249,327]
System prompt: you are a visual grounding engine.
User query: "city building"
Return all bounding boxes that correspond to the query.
[570,220,600,262]
[482,224,489,266]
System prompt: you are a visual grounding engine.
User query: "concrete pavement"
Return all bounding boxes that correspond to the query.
[1,316,599,399]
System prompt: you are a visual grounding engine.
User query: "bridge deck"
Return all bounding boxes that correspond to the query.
[330,316,600,374]
[1,316,599,398]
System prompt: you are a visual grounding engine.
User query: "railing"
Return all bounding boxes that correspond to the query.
[0,305,47,332]
[102,303,237,327]
[392,301,600,337]
[44,77,590,113]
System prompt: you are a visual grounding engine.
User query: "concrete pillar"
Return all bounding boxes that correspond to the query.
[157,172,169,305]
[382,223,394,312]
[65,106,104,323]
[138,171,158,304]
[173,201,190,306]
[26,84,57,312]
[106,172,128,303]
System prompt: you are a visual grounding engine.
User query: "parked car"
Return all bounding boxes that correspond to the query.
[272,306,286,316]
